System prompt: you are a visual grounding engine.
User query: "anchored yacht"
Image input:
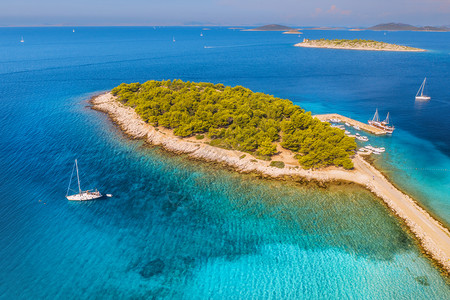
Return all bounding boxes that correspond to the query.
[66,159,103,201]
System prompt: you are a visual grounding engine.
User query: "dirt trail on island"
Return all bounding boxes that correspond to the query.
[92,92,450,273]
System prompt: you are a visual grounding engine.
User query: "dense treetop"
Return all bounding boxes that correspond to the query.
[112,80,357,169]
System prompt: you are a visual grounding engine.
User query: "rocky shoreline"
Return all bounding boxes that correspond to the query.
[91,92,450,274]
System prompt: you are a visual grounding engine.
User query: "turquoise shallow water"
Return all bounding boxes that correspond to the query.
[0,27,449,298]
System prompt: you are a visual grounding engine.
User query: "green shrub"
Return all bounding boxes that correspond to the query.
[270,161,285,168]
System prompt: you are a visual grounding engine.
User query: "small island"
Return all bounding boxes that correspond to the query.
[110,80,357,170]
[244,24,302,34]
[92,80,450,273]
[246,24,295,31]
[295,38,426,52]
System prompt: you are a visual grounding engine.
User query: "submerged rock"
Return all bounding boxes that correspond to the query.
[415,275,430,286]
[140,259,165,278]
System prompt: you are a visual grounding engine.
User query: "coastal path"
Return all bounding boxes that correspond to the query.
[354,156,450,271]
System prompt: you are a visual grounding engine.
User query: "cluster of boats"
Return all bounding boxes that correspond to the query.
[328,116,389,155]
[368,109,394,134]
[329,109,395,135]
[329,119,361,130]
[330,120,368,141]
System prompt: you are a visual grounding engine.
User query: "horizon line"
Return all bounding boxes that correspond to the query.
[1,23,448,29]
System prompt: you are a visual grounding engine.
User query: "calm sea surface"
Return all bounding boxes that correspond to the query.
[0,27,449,298]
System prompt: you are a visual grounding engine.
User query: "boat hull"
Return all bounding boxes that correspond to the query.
[415,96,431,101]
[368,120,394,134]
[66,191,103,201]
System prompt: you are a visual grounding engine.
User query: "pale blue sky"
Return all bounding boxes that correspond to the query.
[0,0,449,26]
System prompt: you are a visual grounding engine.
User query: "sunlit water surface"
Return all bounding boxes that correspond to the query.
[0,27,449,298]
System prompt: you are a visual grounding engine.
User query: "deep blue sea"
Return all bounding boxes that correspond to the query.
[0,27,449,298]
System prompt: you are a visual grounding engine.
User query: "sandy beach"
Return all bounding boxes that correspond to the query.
[92,92,450,273]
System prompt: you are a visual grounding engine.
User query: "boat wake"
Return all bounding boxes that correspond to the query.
[204,43,270,49]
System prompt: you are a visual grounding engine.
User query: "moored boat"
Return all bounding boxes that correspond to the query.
[368,109,395,134]
[66,159,103,201]
[355,134,369,142]
[364,145,385,153]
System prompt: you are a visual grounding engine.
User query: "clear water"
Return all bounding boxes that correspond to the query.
[0,27,449,298]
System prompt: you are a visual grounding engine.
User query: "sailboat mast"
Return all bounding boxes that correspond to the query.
[373,109,379,122]
[417,78,426,97]
[66,161,76,196]
[75,159,81,194]
[422,78,426,96]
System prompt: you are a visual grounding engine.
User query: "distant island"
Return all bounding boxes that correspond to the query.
[367,23,450,32]
[295,38,426,52]
[243,24,300,34]
[246,24,294,31]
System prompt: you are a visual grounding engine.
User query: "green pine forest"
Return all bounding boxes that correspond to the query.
[111,80,357,169]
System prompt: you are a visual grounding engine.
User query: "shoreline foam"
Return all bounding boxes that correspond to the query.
[91,92,450,274]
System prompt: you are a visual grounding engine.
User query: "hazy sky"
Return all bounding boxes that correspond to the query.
[1,0,449,26]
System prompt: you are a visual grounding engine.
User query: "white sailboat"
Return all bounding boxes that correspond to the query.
[66,159,103,201]
[415,77,431,101]
[173,36,176,42]
[368,109,395,134]
[200,32,203,37]
[20,36,24,43]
